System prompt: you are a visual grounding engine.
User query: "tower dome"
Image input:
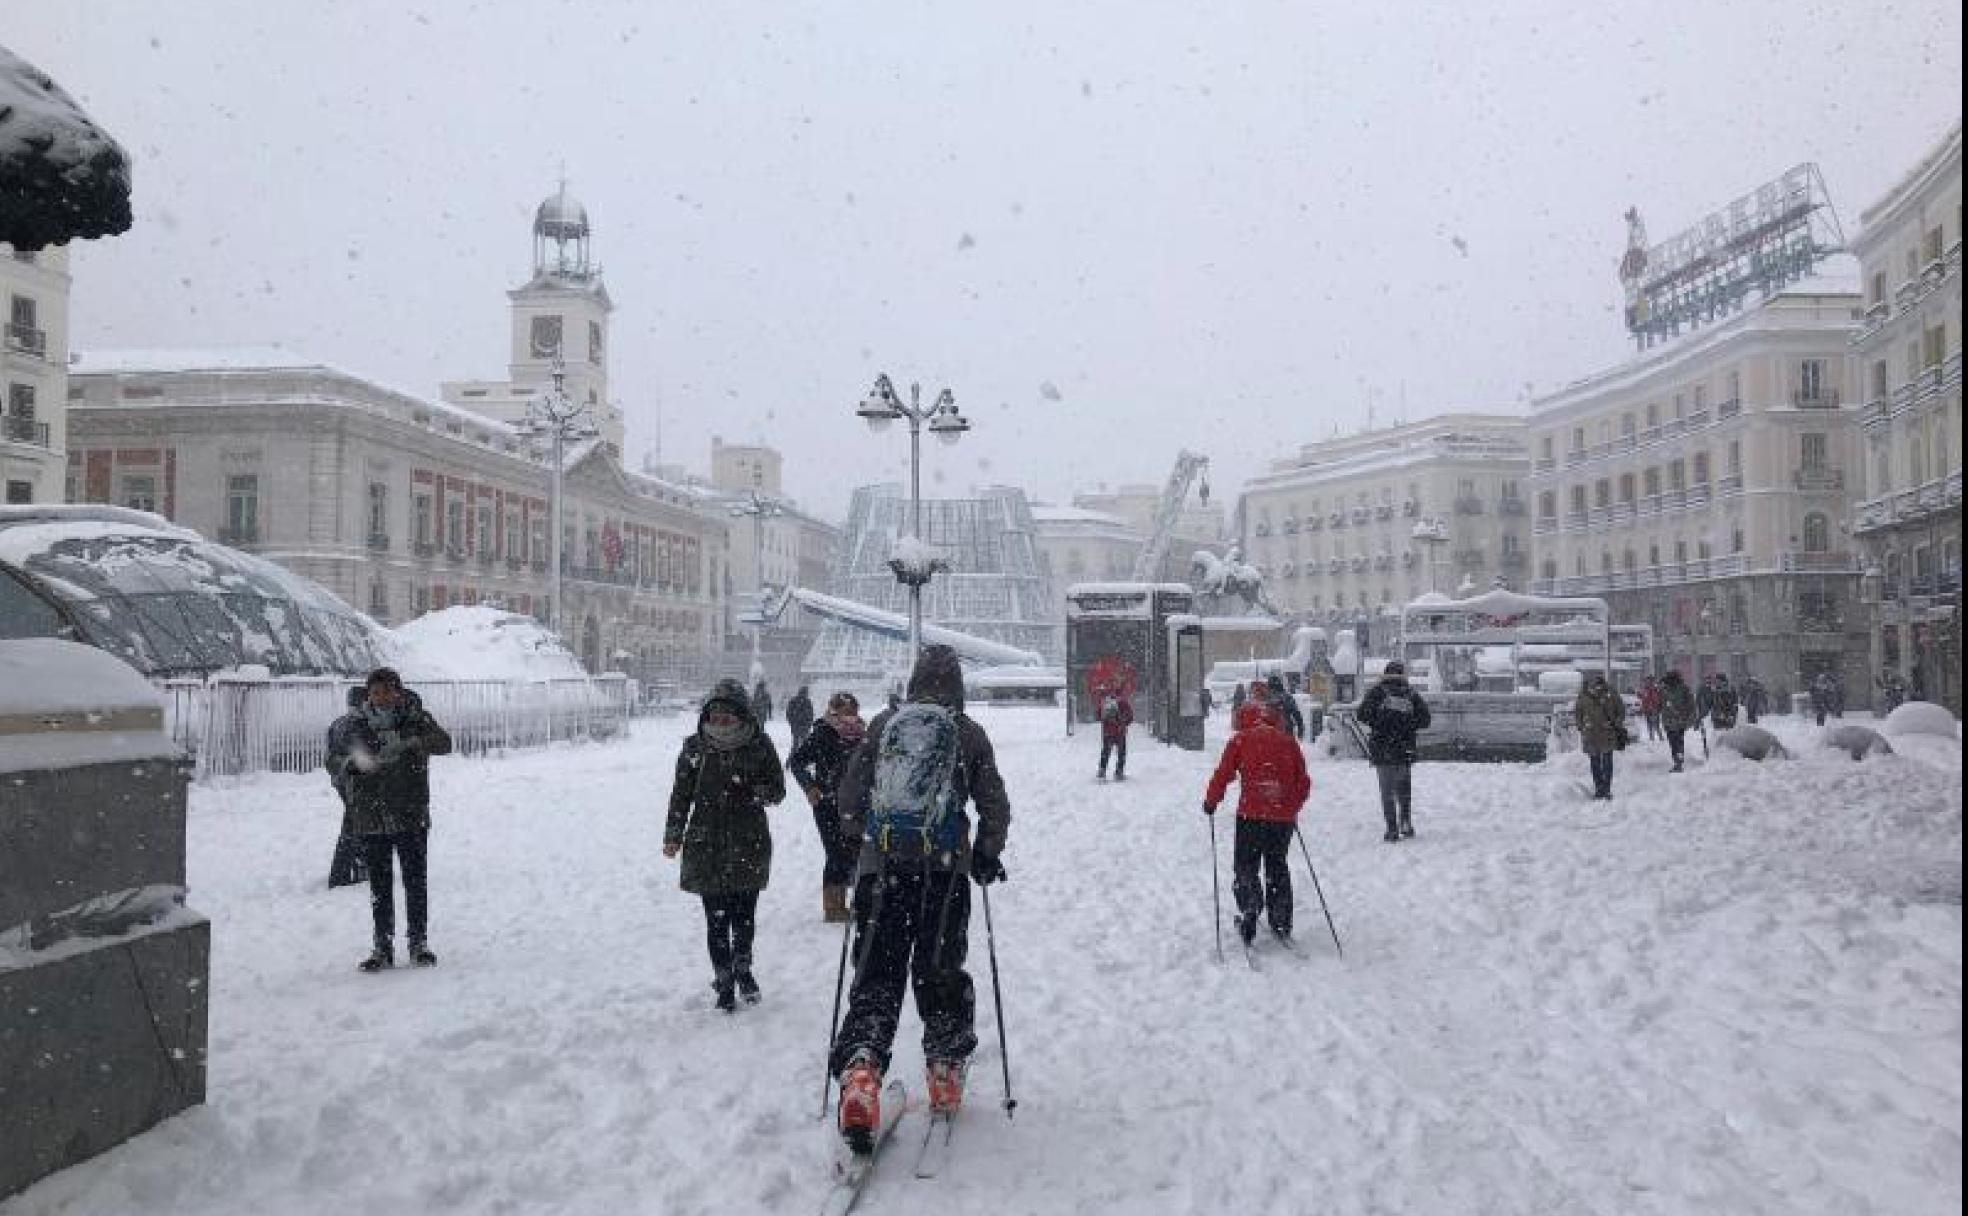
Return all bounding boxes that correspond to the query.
[534,185,589,242]
[531,181,593,279]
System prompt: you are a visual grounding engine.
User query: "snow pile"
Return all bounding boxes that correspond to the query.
[390,605,585,682]
[886,535,946,581]
[1822,724,1894,761]
[1882,701,1961,741]
[1714,724,1788,761]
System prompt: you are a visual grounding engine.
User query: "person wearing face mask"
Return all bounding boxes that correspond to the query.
[787,691,869,923]
[665,679,788,1012]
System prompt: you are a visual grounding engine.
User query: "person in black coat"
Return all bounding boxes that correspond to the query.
[323,685,371,889]
[785,685,816,749]
[1355,661,1432,842]
[1265,674,1305,739]
[786,691,867,923]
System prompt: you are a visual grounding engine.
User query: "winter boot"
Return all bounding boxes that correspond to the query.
[712,969,737,1013]
[1398,812,1415,840]
[926,1059,968,1115]
[735,968,761,1006]
[408,939,438,968]
[837,1051,884,1154]
[1383,815,1400,844]
[358,943,394,973]
[1237,911,1258,946]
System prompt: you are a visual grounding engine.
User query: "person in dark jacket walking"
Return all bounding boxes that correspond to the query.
[1574,672,1629,800]
[787,691,866,923]
[1708,673,1740,730]
[829,645,1012,1145]
[1356,661,1431,841]
[323,685,371,889]
[665,679,787,1012]
[785,685,816,750]
[1203,701,1312,947]
[1810,672,1837,725]
[327,668,453,972]
[1659,670,1698,771]
[1266,674,1305,739]
[751,680,774,725]
[1096,689,1134,781]
[1742,676,1769,725]
[1229,683,1247,714]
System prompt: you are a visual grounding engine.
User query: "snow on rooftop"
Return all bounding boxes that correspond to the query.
[1029,504,1135,528]
[69,346,327,376]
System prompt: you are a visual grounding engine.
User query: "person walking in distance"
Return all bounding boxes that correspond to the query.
[1574,671,1629,800]
[1266,674,1306,740]
[1637,675,1664,742]
[787,691,867,924]
[322,685,371,889]
[1742,675,1769,725]
[1356,660,1431,842]
[1096,688,1134,781]
[332,668,453,972]
[751,680,775,727]
[829,645,1011,1150]
[665,679,787,1012]
[1202,699,1311,949]
[786,685,817,751]
[1707,673,1740,730]
[1658,669,1698,772]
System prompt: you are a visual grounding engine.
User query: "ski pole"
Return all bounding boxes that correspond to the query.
[1208,812,1224,964]
[1292,826,1344,960]
[818,909,854,1121]
[979,882,1017,1118]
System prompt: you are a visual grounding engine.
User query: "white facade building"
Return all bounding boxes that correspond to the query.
[1527,278,1866,701]
[1,242,70,503]
[1849,121,1962,711]
[1030,503,1144,623]
[1239,415,1531,631]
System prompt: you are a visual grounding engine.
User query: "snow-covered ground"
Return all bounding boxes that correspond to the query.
[5,710,1960,1216]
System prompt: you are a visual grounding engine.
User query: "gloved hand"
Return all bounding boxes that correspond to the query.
[971,852,1007,886]
[1202,802,1217,816]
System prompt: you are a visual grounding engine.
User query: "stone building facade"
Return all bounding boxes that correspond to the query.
[1849,122,1962,711]
[0,242,69,504]
[1527,281,1867,703]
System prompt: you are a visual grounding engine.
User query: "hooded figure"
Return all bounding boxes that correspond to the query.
[787,690,868,922]
[786,685,817,748]
[1266,674,1305,739]
[1708,674,1740,730]
[665,678,787,1011]
[1574,672,1628,799]
[828,645,1012,1151]
[1658,670,1698,772]
[1355,661,1431,841]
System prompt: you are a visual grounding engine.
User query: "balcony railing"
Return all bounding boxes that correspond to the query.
[1913,364,1944,403]
[1716,397,1743,420]
[1454,497,1485,515]
[1792,388,1841,409]
[1564,449,1588,467]
[1498,497,1526,516]
[1563,511,1589,531]
[1534,457,1557,473]
[1779,551,1859,573]
[219,526,260,546]
[1,415,50,446]
[1500,550,1528,569]
[4,324,47,357]
[1686,408,1711,429]
[506,555,526,571]
[365,532,390,552]
[1534,516,1558,535]
[1792,467,1844,492]
[1375,503,1394,520]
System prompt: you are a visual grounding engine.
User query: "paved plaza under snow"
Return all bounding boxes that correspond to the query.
[3,709,1959,1216]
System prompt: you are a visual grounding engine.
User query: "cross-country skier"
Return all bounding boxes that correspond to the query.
[1356,660,1431,841]
[828,645,1011,1151]
[1202,699,1312,948]
[787,691,867,923]
[664,679,787,1012]
[1097,688,1133,781]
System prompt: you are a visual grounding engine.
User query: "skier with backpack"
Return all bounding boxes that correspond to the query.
[1096,688,1133,781]
[827,645,1012,1154]
[1202,698,1312,950]
[663,679,787,1012]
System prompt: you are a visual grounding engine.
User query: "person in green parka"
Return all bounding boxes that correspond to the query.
[664,678,787,1012]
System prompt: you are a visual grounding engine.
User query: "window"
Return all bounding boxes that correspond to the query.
[1569,485,1587,514]
[1623,548,1637,570]
[5,480,32,505]
[1799,359,1826,403]
[1618,473,1636,503]
[1871,270,1887,305]
[1732,528,1745,554]
[1540,559,1557,581]
[1728,440,1742,476]
[7,382,34,419]
[1693,385,1707,411]
[1871,361,1889,400]
[1644,467,1662,497]
[1692,452,1710,485]
[225,475,260,541]
[445,500,466,552]
[367,483,388,540]
[1570,426,1585,453]
[1620,413,1635,437]
[9,294,35,330]
[1538,490,1557,519]
[1648,543,1660,566]
[1645,403,1660,428]
[1800,433,1828,472]
[1675,539,1689,564]
[413,494,433,547]
[476,504,495,557]
[1726,371,1741,402]
[369,581,390,619]
[1668,459,1686,491]
[529,314,563,358]
[505,510,522,561]
[1594,479,1611,509]
[1802,513,1830,553]
[589,319,604,364]
[121,475,157,513]
[1540,436,1554,461]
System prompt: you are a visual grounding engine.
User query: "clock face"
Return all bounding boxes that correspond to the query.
[530,315,563,358]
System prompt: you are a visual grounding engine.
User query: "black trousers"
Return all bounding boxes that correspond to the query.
[1098,736,1128,777]
[1375,764,1414,832]
[329,805,368,888]
[362,829,428,947]
[701,891,760,978]
[1643,712,1662,741]
[1588,752,1616,796]
[1232,818,1294,935]
[1666,728,1687,767]
[830,868,976,1075]
[811,799,860,887]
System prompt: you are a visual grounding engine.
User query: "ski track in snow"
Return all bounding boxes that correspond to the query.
[3,711,1960,1216]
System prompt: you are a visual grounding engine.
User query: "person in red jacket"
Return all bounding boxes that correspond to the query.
[1203,702,1312,947]
[1096,689,1134,781]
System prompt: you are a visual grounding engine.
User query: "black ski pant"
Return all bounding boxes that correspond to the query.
[1098,735,1128,778]
[811,799,859,887]
[1588,752,1616,797]
[1232,818,1294,936]
[1666,728,1687,768]
[830,867,976,1076]
[362,829,428,948]
[1375,764,1414,833]
[700,891,760,980]
[329,804,368,888]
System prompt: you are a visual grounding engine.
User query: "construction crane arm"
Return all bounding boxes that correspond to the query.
[1129,450,1209,582]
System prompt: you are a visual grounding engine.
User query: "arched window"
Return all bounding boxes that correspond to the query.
[1802,513,1830,553]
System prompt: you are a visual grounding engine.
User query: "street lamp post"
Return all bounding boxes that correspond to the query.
[514,359,598,640]
[729,490,784,685]
[856,373,972,658]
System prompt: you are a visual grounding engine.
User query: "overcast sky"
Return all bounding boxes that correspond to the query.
[11,1,1962,520]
